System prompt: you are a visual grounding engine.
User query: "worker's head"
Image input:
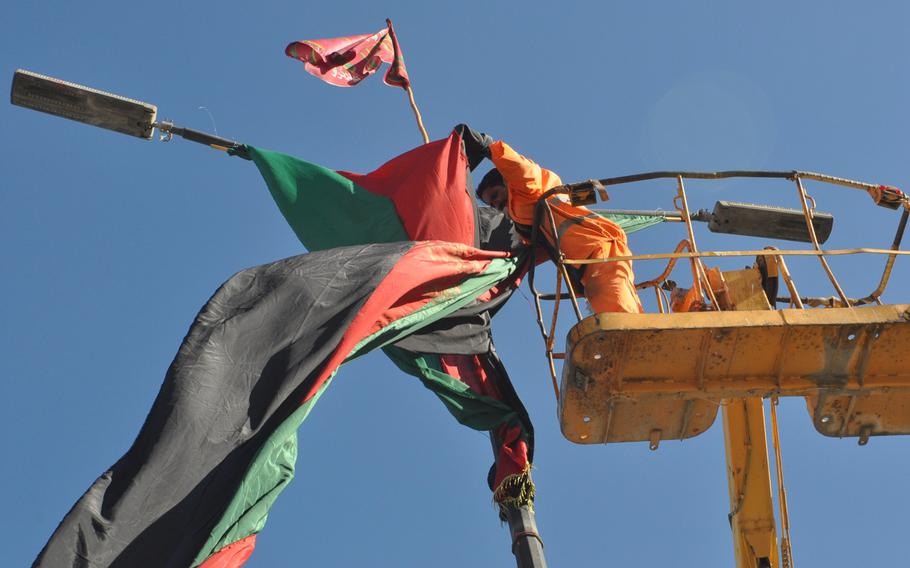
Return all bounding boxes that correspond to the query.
[477,168,507,211]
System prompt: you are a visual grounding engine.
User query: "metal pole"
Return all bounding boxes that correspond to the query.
[155,121,246,154]
[488,428,547,568]
[503,504,548,568]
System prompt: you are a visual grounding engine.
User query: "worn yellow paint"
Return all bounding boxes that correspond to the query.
[559,303,910,444]
[722,271,777,568]
[558,251,910,567]
[723,268,772,311]
[722,398,778,568]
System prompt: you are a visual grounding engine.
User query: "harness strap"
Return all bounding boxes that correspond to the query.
[555,211,602,242]
[516,214,588,296]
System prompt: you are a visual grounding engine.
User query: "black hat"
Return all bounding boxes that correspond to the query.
[476,168,504,200]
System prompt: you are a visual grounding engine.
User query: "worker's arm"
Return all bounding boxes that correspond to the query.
[489,141,549,197]
[453,124,493,171]
[489,140,562,224]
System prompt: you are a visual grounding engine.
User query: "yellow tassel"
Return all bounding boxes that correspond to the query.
[492,464,535,512]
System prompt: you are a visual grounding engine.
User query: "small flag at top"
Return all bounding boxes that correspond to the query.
[286,19,410,89]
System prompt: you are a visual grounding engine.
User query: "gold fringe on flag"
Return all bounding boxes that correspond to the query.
[493,463,536,513]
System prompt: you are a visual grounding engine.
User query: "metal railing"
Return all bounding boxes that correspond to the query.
[525,170,910,400]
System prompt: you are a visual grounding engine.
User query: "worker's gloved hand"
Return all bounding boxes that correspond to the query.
[453,123,493,171]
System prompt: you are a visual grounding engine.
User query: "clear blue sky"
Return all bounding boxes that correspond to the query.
[3,2,909,566]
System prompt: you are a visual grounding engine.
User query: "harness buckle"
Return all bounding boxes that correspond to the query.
[568,179,609,206]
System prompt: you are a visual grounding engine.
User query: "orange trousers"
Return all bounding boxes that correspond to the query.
[578,238,643,314]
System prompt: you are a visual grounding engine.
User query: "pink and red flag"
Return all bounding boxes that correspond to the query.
[286,19,410,88]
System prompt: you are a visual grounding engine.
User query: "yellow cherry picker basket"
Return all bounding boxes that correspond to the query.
[528,170,910,568]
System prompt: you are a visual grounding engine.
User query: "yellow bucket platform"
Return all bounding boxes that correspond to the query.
[560,304,910,445]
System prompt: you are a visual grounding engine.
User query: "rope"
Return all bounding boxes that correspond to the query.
[511,530,544,553]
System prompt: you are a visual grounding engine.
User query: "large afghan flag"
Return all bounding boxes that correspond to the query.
[35,131,534,567]
[239,130,534,503]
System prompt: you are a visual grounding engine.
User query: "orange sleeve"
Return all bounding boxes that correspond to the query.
[489,140,562,226]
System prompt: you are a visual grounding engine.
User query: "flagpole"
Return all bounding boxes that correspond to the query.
[384,19,430,144]
[405,84,430,144]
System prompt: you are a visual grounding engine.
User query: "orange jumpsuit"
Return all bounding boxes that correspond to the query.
[489,140,643,314]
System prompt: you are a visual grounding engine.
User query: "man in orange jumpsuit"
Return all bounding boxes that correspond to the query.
[458,125,642,314]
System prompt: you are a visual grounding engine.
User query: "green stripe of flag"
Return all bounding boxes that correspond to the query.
[247,146,408,251]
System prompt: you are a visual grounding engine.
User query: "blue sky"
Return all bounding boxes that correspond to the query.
[3,2,909,566]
